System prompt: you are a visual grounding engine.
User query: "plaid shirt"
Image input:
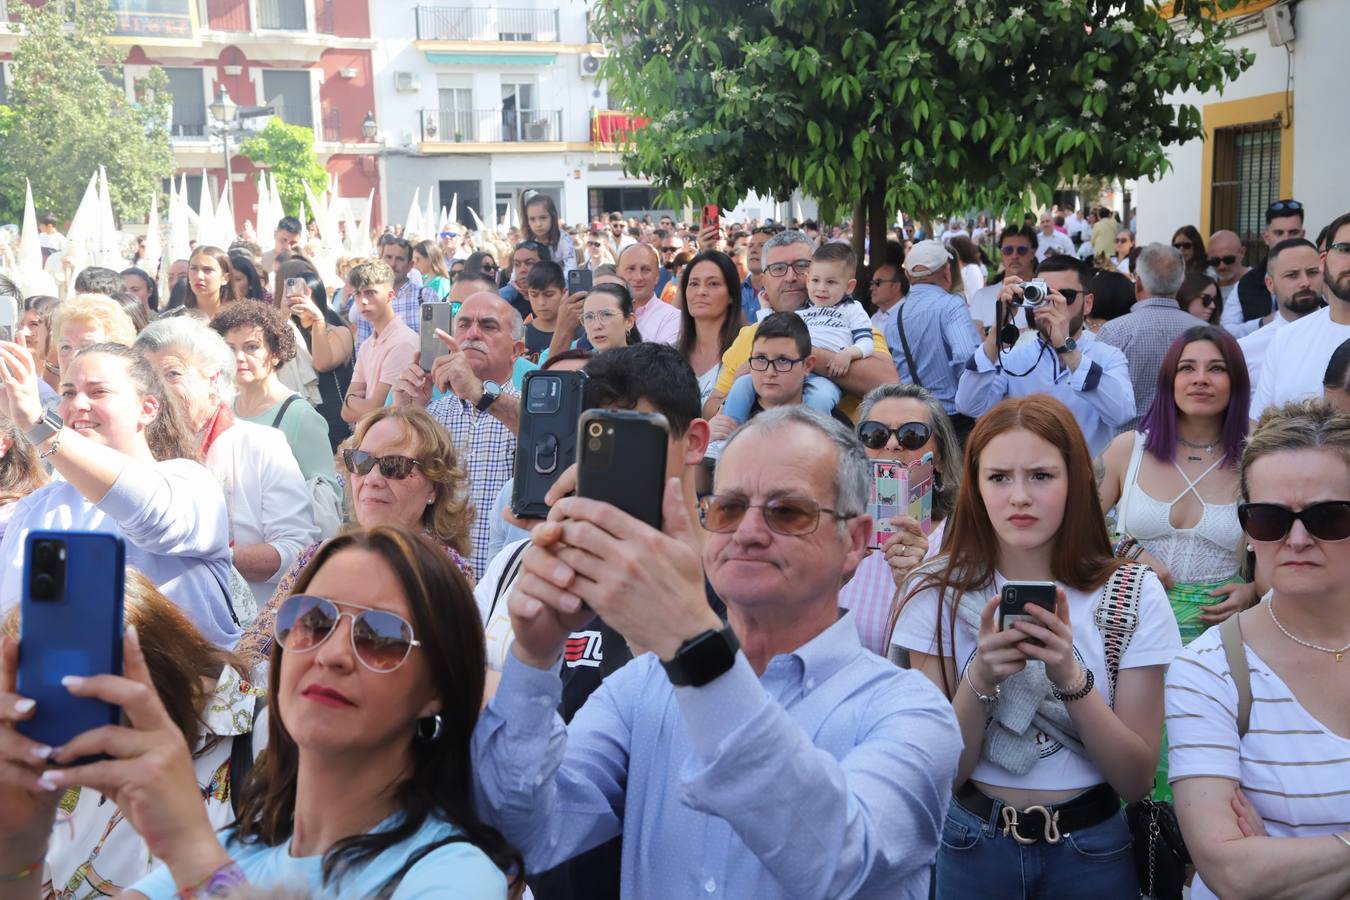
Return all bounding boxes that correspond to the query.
[426,382,519,578]
[355,278,437,349]
[1096,298,1209,431]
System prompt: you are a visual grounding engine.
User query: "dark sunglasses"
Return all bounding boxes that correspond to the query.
[480,262,500,271]
[1207,255,1238,266]
[698,494,845,536]
[342,449,421,479]
[1001,245,1032,256]
[275,594,421,673]
[1173,241,1193,250]
[1058,288,1082,304]
[857,419,932,451]
[1237,501,1350,543]
[1196,293,1217,307]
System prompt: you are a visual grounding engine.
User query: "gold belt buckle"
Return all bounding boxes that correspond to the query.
[1000,804,1062,844]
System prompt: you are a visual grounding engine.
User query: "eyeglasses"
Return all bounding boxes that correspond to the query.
[587,241,601,248]
[1328,242,1350,255]
[752,225,784,236]
[1197,293,1218,307]
[857,420,931,451]
[275,594,422,673]
[342,449,421,480]
[1207,255,1238,266]
[748,354,804,372]
[1114,236,1132,244]
[698,494,846,536]
[1057,288,1082,304]
[763,259,812,277]
[661,246,681,253]
[1238,501,1350,543]
[871,277,903,287]
[1173,241,1193,250]
[1001,245,1032,256]
[581,309,621,324]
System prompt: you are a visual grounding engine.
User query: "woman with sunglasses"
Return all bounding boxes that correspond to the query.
[462,251,502,288]
[1167,399,1350,900]
[891,395,1182,900]
[584,235,616,272]
[236,406,474,669]
[0,528,518,899]
[1178,272,1222,326]
[837,384,961,655]
[1171,225,1208,275]
[1110,231,1135,274]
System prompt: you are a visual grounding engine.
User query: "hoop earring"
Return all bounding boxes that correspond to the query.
[415,714,443,744]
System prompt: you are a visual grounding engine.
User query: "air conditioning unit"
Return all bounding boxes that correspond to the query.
[579,52,606,77]
[394,71,421,92]
[339,67,358,79]
[1264,3,1295,46]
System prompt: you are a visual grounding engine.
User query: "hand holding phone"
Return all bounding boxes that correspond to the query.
[576,410,669,529]
[0,295,17,345]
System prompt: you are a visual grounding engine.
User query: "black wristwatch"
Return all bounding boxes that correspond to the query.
[662,625,740,687]
[1053,337,1077,355]
[474,380,502,412]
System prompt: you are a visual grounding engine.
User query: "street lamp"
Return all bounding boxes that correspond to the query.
[210,86,239,220]
[361,111,377,142]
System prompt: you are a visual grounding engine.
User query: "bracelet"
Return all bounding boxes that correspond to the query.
[0,858,41,882]
[964,665,1000,705]
[1052,666,1095,703]
[1112,535,1138,560]
[175,860,247,899]
[1334,832,1350,851]
[38,435,60,460]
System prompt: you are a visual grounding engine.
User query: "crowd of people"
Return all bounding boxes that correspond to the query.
[0,191,1345,900]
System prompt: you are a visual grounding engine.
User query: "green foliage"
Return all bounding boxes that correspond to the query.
[592,0,1254,220]
[3,0,174,223]
[0,107,25,225]
[239,118,329,218]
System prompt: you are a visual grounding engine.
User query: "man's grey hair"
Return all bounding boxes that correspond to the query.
[134,316,237,406]
[762,229,817,257]
[720,406,869,518]
[1133,242,1185,298]
[506,304,525,341]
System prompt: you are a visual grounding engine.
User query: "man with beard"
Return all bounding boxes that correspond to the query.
[955,254,1133,457]
[1253,213,1350,420]
[1238,239,1325,390]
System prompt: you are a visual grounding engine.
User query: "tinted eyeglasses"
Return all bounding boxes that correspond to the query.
[275,594,422,673]
[857,419,932,451]
[342,449,421,480]
[1207,255,1238,266]
[763,259,812,277]
[1001,244,1032,256]
[1238,501,1350,543]
[699,494,845,536]
[480,262,500,272]
[1196,292,1218,307]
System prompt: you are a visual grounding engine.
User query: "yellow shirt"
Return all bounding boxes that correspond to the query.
[713,323,893,421]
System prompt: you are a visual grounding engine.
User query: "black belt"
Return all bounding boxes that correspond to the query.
[955,782,1120,845]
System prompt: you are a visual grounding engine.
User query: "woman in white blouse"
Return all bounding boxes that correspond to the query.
[1167,398,1350,900]
[891,395,1181,899]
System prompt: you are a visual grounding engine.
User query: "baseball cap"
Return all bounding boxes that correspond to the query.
[903,239,954,276]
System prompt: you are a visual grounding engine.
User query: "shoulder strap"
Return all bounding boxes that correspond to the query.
[1095,562,1148,703]
[895,306,924,388]
[228,726,254,817]
[1219,613,1253,739]
[1116,432,1145,533]
[270,394,301,429]
[486,541,530,626]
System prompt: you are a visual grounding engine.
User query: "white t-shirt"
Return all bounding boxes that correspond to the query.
[891,567,1181,791]
[969,283,1027,333]
[1166,620,1350,900]
[1252,307,1350,418]
[1035,231,1076,261]
[1236,311,1293,396]
[960,263,986,305]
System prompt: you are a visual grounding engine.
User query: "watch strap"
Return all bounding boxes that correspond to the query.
[24,408,62,446]
[474,382,501,412]
[662,625,740,688]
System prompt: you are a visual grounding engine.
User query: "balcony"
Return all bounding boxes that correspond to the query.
[415,6,560,42]
[171,122,209,139]
[420,107,563,143]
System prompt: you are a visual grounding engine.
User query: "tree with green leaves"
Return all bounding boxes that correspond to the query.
[239,118,329,219]
[4,0,173,224]
[592,0,1252,269]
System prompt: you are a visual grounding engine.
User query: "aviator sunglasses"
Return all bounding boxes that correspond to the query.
[274,594,422,673]
[1237,501,1350,543]
[342,449,421,480]
[857,419,932,451]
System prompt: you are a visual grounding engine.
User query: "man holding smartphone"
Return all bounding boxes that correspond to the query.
[475,406,961,899]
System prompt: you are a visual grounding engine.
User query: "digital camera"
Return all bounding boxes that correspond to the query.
[1016,279,1050,309]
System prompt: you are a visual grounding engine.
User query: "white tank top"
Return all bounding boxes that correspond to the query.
[1117,432,1243,584]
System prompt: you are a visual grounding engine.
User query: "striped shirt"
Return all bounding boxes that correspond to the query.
[1166,620,1350,900]
[1095,298,1209,430]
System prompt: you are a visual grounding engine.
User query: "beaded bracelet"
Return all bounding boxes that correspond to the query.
[0,858,41,882]
[175,860,247,899]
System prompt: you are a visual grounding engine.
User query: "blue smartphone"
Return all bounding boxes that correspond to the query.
[16,531,125,750]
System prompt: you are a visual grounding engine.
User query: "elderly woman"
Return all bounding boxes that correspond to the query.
[210,301,339,495]
[235,405,475,669]
[137,317,319,612]
[836,383,962,655]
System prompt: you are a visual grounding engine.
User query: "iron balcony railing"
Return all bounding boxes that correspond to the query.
[420,108,563,143]
[415,6,560,41]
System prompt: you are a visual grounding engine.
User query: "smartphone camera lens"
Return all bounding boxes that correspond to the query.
[29,539,66,603]
[587,437,602,453]
[587,422,603,438]
[1006,588,1018,603]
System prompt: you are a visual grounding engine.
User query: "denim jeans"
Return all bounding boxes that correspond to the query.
[935,792,1139,900]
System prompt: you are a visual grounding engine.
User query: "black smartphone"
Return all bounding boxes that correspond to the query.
[999,581,1058,633]
[567,268,592,294]
[419,302,456,370]
[576,409,669,529]
[511,369,589,519]
[17,531,126,751]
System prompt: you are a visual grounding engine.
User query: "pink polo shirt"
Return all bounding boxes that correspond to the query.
[353,315,419,394]
[633,295,682,346]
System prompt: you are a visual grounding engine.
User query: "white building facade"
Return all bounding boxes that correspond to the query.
[1135,0,1350,256]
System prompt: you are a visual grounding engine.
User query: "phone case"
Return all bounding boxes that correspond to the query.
[576,410,669,529]
[419,302,456,370]
[512,370,589,519]
[868,454,935,549]
[999,581,1058,631]
[16,531,125,750]
[568,269,593,294]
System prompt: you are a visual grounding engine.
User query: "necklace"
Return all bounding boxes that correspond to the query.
[1177,435,1219,463]
[1268,597,1349,662]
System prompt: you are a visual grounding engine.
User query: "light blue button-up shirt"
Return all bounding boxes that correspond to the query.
[891,283,983,414]
[472,612,962,899]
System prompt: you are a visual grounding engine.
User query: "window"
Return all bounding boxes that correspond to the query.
[501,81,535,142]
[1210,120,1281,266]
[439,180,482,231]
[438,87,475,141]
[164,67,207,138]
[261,70,313,129]
[257,0,307,30]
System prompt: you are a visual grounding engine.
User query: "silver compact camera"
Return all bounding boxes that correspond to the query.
[1016,279,1050,309]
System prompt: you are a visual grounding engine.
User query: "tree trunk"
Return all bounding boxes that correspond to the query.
[851,192,867,285]
[867,176,887,272]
